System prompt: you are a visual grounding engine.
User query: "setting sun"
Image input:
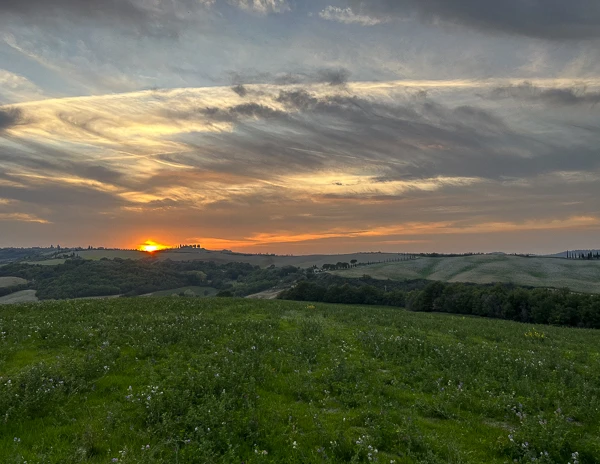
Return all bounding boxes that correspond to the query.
[139,240,170,253]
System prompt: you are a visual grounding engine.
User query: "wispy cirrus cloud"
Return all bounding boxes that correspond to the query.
[0,0,285,37]
[2,78,599,252]
[489,82,600,106]
[231,0,290,15]
[318,6,383,26]
[0,70,45,103]
[0,212,50,224]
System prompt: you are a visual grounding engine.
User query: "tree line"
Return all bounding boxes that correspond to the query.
[0,259,304,300]
[279,277,600,329]
[566,250,600,260]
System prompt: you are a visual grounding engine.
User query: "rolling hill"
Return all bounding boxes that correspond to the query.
[334,254,600,294]
[0,276,27,288]
[63,249,411,269]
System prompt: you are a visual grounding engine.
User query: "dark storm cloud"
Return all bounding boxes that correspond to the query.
[0,108,23,131]
[346,0,600,39]
[490,83,600,106]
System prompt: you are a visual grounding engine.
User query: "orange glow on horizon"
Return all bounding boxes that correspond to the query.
[139,240,170,253]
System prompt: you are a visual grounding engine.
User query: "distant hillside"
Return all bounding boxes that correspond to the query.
[333,254,600,294]
[55,249,412,269]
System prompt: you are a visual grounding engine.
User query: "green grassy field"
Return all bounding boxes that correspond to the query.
[1,299,599,463]
[0,277,27,288]
[0,289,38,305]
[145,286,218,297]
[23,259,67,266]
[335,255,600,294]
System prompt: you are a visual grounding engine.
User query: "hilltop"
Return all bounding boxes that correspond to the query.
[2,246,411,269]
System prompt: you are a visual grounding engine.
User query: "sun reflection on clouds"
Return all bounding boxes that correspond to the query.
[1,77,599,252]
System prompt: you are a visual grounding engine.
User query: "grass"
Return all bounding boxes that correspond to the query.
[0,277,27,288]
[145,286,218,297]
[22,250,410,269]
[75,250,148,260]
[1,298,599,463]
[335,255,600,294]
[0,290,38,305]
[23,259,67,266]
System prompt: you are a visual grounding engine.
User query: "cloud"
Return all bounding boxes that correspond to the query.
[345,0,600,39]
[316,68,351,86]
[0,107,23,131]
[0,0,281,35]
[276,89,319,110]
[164,102,285,123]
[0,0,175,35]
[3,80,600,252]
[231,84,248,97]
[230,0,290,15]
[318,6,383,26]
[490,83,600,106]
[226,67,351,87]
[0,70,45,103]
[0,212,50,224]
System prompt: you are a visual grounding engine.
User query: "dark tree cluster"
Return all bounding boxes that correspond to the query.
[0,259,304,300]
[279,279,600,329]
[566,250,600,260]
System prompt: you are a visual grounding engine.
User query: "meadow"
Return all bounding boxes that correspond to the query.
[0,290,38,305]
[0,277,27,288]
[335,255,600,294]
[144,286,218,298]
[1,298,599,463]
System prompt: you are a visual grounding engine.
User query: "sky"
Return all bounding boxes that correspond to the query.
[0,0,599,254]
